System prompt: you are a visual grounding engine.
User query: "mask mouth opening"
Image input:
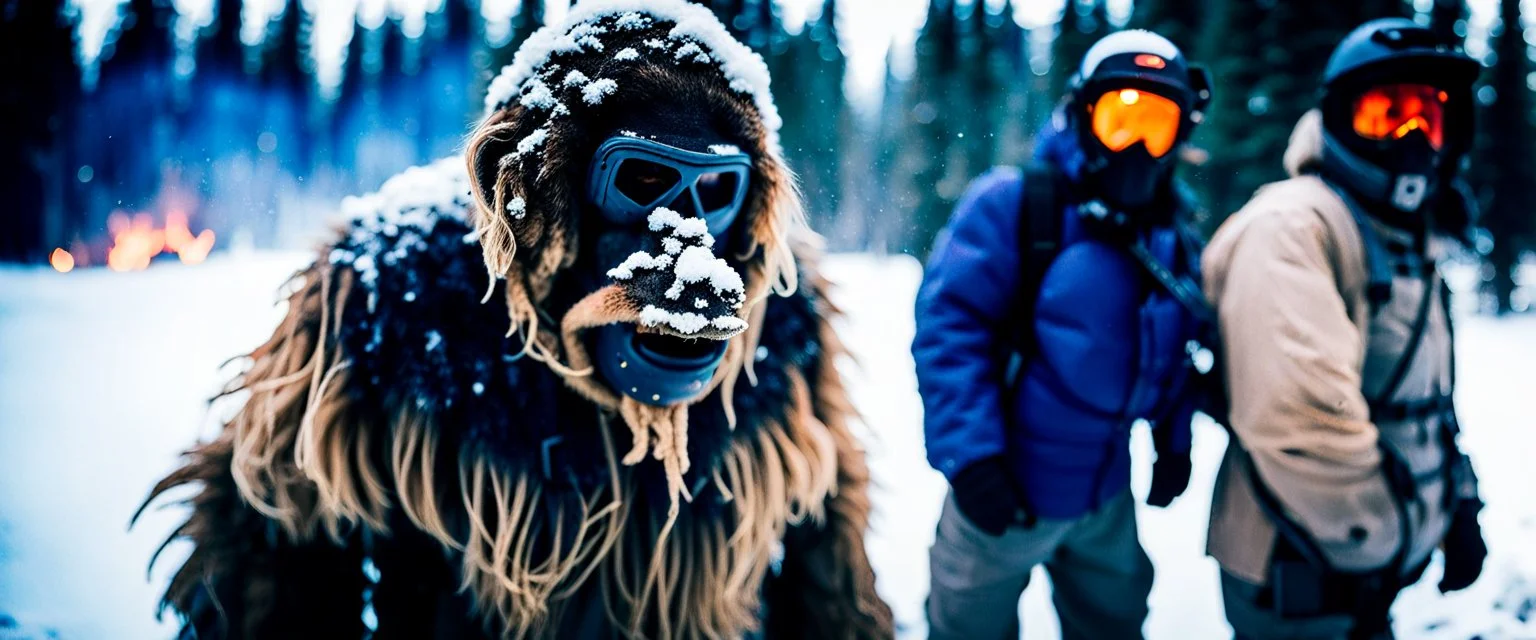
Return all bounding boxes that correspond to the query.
[634,330,730,368]
[588,321,731,406]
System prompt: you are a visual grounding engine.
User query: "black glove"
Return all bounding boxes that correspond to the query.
[951,456,1028,537]
[1147,452,1191,508]
[1438,499,1488,593]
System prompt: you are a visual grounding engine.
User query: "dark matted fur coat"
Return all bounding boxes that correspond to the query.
[140,3,894,638]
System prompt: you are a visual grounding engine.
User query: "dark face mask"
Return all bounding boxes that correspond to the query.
[574,134,754,407]
[1359,129,1441,212]
[1087,142,1172,212]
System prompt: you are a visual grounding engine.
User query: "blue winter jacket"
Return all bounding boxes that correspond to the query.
[913,122,1202,520]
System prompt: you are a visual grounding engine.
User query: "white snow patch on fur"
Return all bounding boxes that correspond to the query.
[550,23,608,56]
[712,316,748,332]
[673,42,703,61]
[481,0,783,150]
[614,47,640,61]
[614,11,651,30]
[607,251,673,280]
[515,128,548,157]
[519,79,558,110]
[561,70,589,87]
[338,157,472,229]
[507,197,526,219]
[674,40,716,66]
[664,245,744,302]
[647,207,711,246]
[708,144,741,156]
[639,306,710,334]
[582,78,618,105]
[643,38,667,49]
[661,238,684,255]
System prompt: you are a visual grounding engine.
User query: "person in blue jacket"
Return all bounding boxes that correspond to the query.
[914,30,1213,640]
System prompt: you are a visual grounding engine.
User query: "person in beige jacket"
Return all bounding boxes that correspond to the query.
[1203,19,1488,640]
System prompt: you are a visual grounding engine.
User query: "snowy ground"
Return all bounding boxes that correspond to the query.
[0,253,1532,639]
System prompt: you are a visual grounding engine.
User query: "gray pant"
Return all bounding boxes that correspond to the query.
[927,489,1153,640]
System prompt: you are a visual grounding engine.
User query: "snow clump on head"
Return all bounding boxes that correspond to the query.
[480,0,782,151]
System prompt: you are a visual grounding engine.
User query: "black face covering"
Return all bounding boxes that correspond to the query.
[565,107,750,407]
[1087,142,1174,213]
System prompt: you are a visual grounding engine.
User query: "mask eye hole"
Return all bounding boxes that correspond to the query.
[615,159,681,207]
[695,171,741,212]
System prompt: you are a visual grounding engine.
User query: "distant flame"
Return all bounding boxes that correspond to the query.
[50,248,76,273]
[164,210,216,265]
[105,209,216,272]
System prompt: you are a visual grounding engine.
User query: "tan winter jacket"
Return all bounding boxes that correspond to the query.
[1203,110,1478,584]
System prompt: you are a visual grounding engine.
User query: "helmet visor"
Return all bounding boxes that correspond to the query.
[1351,83,1447,150]
[1089,89,1182,158]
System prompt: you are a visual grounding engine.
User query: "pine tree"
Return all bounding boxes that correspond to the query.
[1478,0,1535,313]
[1429,0,1468,44]
[1128,0,1203,53]
[1050,0,1109,102]
[983,0,1031,168]
[1198,0,1410,226]
[955,0,995,177]
[1130,0,1209,213]
[1194,0,1271,224]
[887,0,964,255]
[0,1,81,260]
[772,0,844,243]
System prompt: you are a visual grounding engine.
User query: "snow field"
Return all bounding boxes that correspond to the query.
[0,253,1530,638]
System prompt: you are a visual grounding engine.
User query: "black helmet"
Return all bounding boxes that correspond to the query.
[1319,18,1482,216]
[1067,29,1212,212]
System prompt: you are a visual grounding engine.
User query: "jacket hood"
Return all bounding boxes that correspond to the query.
[1033,108,1087,183]
[1284,109,1327,179]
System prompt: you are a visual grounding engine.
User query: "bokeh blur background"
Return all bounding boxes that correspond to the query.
[1,0,1532,311]
[1,1,1535,639]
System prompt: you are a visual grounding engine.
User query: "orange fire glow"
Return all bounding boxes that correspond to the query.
[105,210,216,272]
[163,210,216,265]
[50,248,75,273]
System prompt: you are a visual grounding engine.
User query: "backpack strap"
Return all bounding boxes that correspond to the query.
[1322,178,1396,315]
[1127,238,1215,327]
[1007,162,1066,367]
[1368,273,1437,415]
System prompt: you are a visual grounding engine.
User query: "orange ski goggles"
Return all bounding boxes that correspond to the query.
[1352,83,1448,150]
[1089,88,1183,158]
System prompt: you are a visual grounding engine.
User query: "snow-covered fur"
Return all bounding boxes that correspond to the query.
[140,3,891,639]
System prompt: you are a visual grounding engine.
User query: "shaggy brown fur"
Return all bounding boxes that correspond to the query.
[144,249,891,639]
[143,9,892,639]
